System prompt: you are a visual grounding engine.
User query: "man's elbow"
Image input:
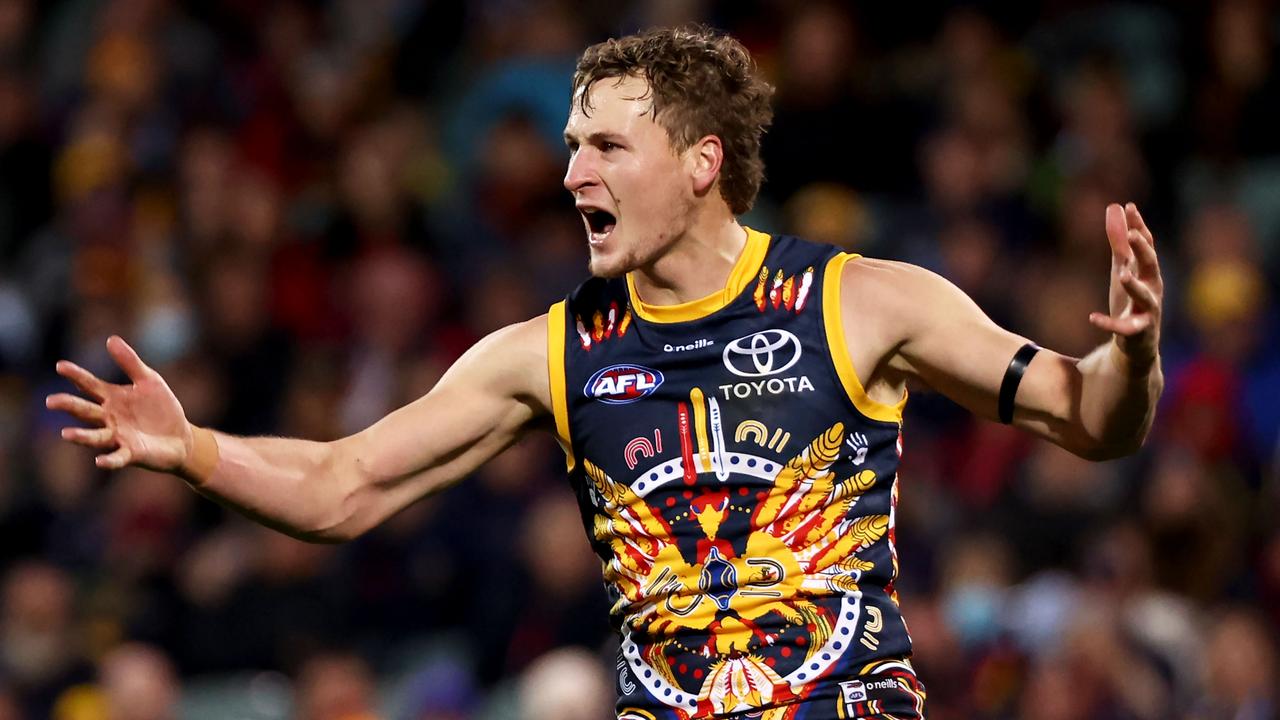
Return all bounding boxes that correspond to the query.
[1071,431,1151,462]
[256,507,365,545]
[297,442,375,543]
[297,496,373,543]
[297,521,363,544]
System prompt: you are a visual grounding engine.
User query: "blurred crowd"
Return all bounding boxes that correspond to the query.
[0,0,1278,718]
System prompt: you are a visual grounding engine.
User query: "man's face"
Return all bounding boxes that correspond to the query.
[563,75,696,278]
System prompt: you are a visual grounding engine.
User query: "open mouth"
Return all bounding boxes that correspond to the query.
[581,208,617,243]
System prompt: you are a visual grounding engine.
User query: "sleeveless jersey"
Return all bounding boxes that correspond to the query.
[547,229,913,719]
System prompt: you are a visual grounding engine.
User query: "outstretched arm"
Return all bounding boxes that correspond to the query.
[46,316,553,541]
[845,203,1163,460]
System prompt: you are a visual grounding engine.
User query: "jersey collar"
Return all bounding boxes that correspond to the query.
[625,227,770,324]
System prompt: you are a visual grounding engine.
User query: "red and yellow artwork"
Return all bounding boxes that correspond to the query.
[752,265,815,314]
[585,421,886,718]
[576,301,633,349]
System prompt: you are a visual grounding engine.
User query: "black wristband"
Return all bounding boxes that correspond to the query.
[998,343,1040,424]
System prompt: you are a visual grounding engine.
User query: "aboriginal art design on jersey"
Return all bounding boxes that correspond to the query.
[556,229,914,719]
[752,265,814,313]
[583,411,887,717]
[577,301,633,350]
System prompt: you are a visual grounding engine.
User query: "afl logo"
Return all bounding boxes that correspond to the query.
[585,364,664,404]
[722,329,803,378]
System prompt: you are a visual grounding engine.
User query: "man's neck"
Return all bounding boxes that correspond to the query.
[629,216,748,306]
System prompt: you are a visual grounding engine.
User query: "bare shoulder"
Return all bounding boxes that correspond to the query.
[455,313,552,412]
[470,313,549,359]
[839,256,975,331]
[834,255,994,393]
[839,256,946,303]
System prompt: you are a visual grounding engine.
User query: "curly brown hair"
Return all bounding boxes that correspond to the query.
[572,25,775,215]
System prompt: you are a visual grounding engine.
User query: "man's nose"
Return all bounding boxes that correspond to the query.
[563,150,595,193]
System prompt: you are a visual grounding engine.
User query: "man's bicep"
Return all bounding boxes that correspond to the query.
[884,263,1081,434]
[335,316,553,519]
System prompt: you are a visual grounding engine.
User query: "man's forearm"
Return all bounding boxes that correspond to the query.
[1075,339,1163,459]
[178,427,358,542]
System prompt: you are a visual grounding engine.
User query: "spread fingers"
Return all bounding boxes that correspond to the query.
[55,361,108,401]
[45,393,105,424]
[61,427,116,449]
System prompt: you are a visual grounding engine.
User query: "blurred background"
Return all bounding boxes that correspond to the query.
[0,0,1278,718]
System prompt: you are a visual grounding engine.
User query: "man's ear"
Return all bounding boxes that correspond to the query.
[689,135,724,197]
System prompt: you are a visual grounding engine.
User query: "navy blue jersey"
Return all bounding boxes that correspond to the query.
[548,228,914,719]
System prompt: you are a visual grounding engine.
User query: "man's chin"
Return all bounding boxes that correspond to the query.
[587,251,630,279]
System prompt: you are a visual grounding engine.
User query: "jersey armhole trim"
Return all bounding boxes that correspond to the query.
[822,253,908,424]
[546,301,576,472]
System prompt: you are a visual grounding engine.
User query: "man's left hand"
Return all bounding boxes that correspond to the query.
[1089,202,1163,373]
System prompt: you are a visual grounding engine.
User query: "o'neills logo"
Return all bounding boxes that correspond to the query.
[585,364,664,404]
[664,339,714,352]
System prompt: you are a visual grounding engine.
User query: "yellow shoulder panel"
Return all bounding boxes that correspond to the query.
[821,253,907,424]
[546,301,576,471]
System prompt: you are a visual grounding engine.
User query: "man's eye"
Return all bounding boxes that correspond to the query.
[601,142,619,152]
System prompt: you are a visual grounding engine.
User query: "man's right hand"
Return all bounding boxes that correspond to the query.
[46,335,195,473]
[42,315,552,541]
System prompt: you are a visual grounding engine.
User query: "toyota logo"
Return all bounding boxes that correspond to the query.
[722,329,802,378]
